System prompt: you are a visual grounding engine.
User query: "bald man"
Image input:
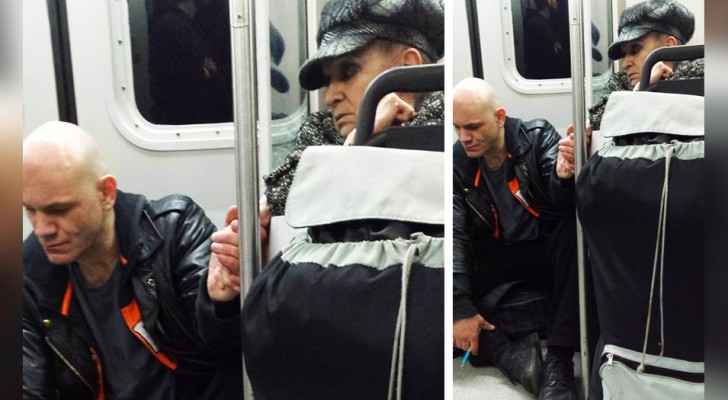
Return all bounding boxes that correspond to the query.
[452,78,579,400]
[22,121,242,399]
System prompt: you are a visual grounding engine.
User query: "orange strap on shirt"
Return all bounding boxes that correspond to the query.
[120,299,178,370]
[507,177,540,217]
[61,281,73,316]
[89,346,106,400]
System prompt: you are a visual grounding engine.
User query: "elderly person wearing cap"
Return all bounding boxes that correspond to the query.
[556,0,702,181]
[262,0,444,218]
[588,0,702,131]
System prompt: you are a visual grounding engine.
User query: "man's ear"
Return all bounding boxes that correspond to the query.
[98,175,117,210]
[495,107,507,127]
[401,47,424,66]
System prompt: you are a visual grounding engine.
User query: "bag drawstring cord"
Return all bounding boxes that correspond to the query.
[387,243,417,400]
[638,145,674,373]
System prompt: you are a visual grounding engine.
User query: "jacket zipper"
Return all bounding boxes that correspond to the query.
[464,197,494,232]
[464,197,501,239]
[44,337,96,395]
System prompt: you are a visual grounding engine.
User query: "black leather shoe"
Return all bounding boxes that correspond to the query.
[495,332,543,395]
[539,353,576,400]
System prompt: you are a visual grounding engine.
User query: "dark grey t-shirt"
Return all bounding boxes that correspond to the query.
[480,159,540,243]
[71,262,174,400]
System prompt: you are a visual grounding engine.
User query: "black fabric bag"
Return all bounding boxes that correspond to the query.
[476,280,550,340]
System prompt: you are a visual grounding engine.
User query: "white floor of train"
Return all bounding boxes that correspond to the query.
[453,344,585,400]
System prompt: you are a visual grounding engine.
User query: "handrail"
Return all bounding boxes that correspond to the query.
[354,64,444,146]
[567,0,591,394]
[229,0,260,398]
[638,44,704,91]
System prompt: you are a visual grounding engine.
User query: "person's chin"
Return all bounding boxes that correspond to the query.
[627,74,639,87]
[46,254,75,266]
[463,146,483,159]
[338,125,355,139]
[43,245,76,265]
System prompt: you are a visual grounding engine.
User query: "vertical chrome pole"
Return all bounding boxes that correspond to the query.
[567,0,591,395]
[229,0,260,398]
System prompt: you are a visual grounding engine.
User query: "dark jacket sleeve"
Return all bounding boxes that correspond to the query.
[531,120,578,208]
[156,196,241,355]
[453,171,478,321]
[550,169,576,208]
[23,280,58,399]
[535,120,561,190]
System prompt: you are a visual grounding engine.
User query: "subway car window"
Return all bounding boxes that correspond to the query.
[126,0,308,127]
[127,0,233,125]
[124,0,308,166]
[268,0,310,168]
[510,0,612,80]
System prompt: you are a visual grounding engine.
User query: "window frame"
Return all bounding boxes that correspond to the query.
[107,0,310,152]
[499,0,573,95]
[499,0,613,96]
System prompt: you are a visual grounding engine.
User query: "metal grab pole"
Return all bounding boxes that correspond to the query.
[229,0,260,398]
[567,0,591,395]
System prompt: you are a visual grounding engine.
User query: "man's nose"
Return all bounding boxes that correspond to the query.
[456,128,469,142]
[33,213,57,238]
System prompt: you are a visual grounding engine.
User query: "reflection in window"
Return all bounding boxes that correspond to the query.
[588,0,612,77]
[146,0,231,124]
[128,0,307,127]
[510,0,611,80]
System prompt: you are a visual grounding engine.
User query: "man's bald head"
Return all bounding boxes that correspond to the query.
[23,121,107,187]
[23,122,118,266]
[452,78,507,161]
[453,77,502,115]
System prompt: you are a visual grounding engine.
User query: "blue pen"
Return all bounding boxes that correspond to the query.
[460,348,471,368]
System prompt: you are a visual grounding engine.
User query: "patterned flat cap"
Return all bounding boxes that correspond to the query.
[299,0,444,91]
[608,0,695,60]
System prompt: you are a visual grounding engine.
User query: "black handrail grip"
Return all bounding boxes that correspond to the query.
[638,44,704,91]
[354,64,444,146]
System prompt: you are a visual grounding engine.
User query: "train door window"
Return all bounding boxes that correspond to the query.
[113,0,309,157]
[268,0,310,169]
[507,0,613,91]
[128,0,234,126]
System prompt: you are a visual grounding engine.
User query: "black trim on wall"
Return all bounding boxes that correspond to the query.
[46,0,77,124]
[465,0,484,79]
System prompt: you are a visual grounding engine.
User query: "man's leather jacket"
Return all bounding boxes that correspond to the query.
[453,116,563,320]
[22,191,240,399]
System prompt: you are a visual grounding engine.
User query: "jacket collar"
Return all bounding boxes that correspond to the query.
[503,116,532,159]
[114,190,161,266]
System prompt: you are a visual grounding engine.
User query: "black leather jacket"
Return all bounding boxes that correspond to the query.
[453,117,563,320]
[22,191,241,399]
